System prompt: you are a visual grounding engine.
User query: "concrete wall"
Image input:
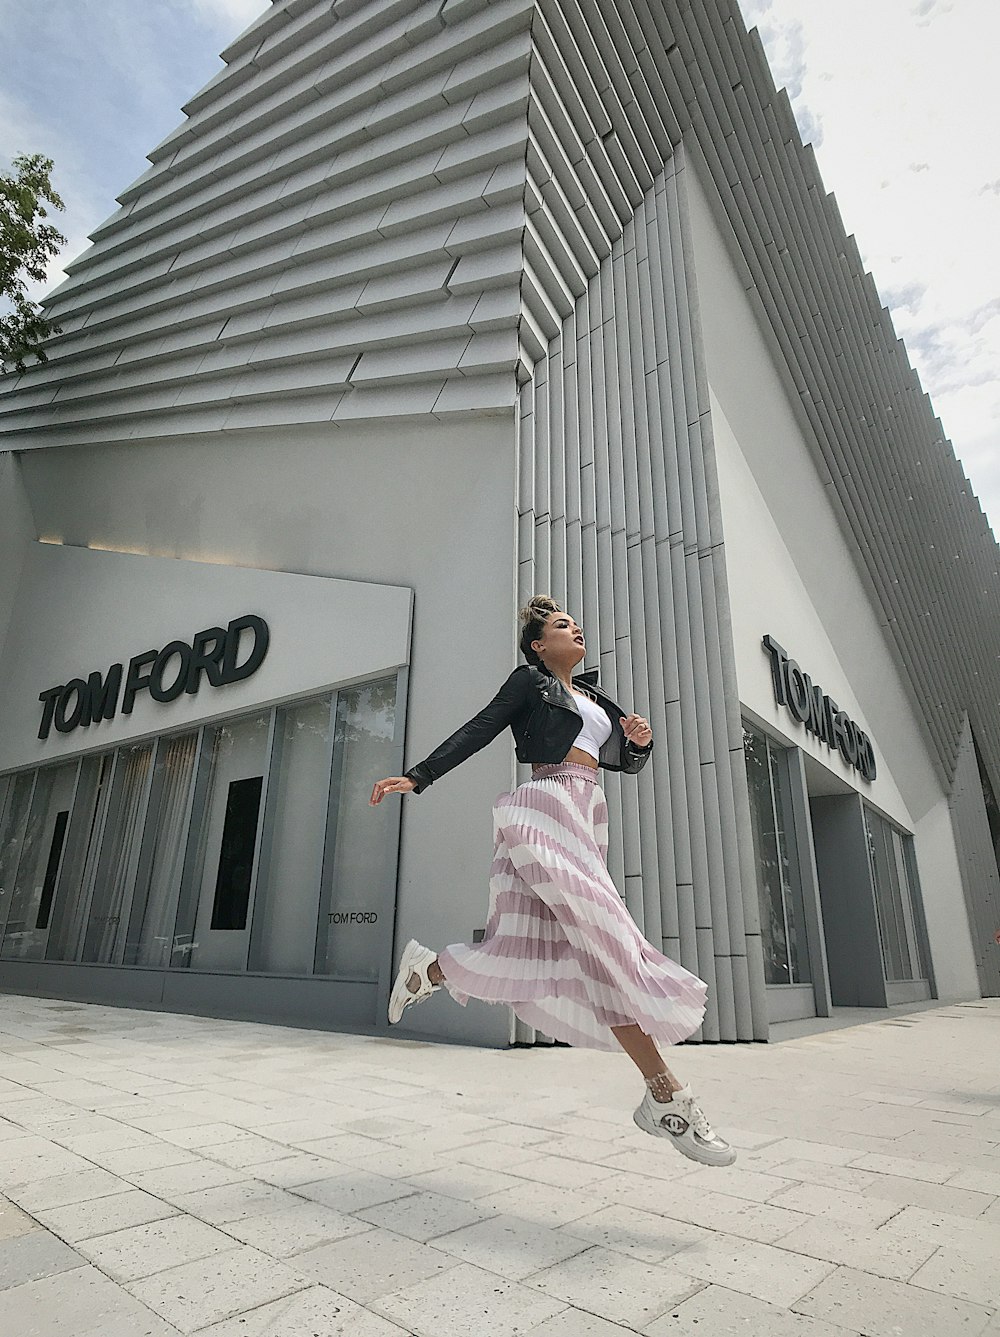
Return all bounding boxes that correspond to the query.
[0,454,34,652]
[12,414,518,1045]
[709,391,914,826]
[913,791,983,1000]
[686,163,981,1003]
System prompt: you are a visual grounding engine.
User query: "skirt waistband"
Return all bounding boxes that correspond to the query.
[529,762,601,783]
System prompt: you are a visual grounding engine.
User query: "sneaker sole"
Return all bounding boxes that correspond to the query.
[633,1107,737,1167]
[388,939,427,1024]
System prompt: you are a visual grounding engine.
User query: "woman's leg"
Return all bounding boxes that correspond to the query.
[619,1021,736,1166]
[611,1023,683,1102]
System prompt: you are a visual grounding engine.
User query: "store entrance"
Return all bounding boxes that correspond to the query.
[743,719,934,1026]
[807,756,932,1009]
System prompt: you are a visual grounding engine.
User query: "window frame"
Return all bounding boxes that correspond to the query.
[0,673,406,985]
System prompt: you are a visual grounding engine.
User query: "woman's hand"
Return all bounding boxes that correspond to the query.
[370,776,417,806]
[622,713,653,748]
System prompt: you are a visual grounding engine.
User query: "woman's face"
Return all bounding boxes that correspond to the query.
[533,612,586,667]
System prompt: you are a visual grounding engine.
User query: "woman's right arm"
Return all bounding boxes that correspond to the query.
[400,666,532,794]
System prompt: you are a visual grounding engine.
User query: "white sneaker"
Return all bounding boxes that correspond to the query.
[633,1084,737,1167]
[388,939,440,1024]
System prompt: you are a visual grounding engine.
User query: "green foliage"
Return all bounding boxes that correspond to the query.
[0,153,67,374]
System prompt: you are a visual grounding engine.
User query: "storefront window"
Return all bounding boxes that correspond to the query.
[0,773,35,947]
[124,733,199,967]
[81,743,154,963]
[174,713,271,972]
[0,674,403,987]
[743,724,810,985]
[1,762,78,961]
[864,806,928,982]
[315,677,399,979]
[45,754,113,962]
[248,697,333,975]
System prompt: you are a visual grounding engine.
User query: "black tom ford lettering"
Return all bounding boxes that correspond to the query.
[762,634,876,782]
[37,614,270,740]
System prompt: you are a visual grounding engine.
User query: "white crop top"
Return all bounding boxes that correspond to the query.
[571,690,612,760]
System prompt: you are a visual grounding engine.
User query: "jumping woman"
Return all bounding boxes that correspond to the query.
[369,596,735,1167]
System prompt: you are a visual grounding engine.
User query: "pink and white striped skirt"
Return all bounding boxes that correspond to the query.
[437,762,707,1051]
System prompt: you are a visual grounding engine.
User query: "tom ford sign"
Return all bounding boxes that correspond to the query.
[762,635,876,782]
[38,615,270,741]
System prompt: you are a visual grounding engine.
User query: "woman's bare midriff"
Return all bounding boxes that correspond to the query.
[532,746,598,772]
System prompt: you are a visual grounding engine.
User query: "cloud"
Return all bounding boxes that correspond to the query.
[880,281,928,315]
[903,310,999,395]
[740,0,773,25]
[912,0,954,23]
[968,296,1000,335]
[183,0,270,36]
[752,14,825,146]
[756,16,807,100]
[793,104,824,149]
[0,0,275,302]
[980,180,1000,196]
[0,88,108,302]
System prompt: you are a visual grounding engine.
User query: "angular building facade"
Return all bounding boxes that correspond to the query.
[0,0,998,1045]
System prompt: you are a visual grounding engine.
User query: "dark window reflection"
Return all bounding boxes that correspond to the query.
[211,777,263,930]
[36,810,69,931]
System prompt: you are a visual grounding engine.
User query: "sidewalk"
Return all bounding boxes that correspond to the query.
[1,994,998,1336]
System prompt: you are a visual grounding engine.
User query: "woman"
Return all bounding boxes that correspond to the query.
[370,596,735,1166]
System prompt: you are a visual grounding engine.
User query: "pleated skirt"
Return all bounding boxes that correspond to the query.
[437,762,708,1051]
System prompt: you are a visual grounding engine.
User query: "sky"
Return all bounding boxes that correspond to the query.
[1,0,998,538]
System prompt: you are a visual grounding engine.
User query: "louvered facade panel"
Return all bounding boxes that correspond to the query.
[0,0,535,443]
[518,154,768,1041]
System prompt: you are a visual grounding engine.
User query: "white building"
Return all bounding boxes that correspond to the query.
[1,0,997,1046]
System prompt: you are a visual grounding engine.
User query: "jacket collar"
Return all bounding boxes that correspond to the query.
[539,664,599,686]
[539,663,596,686]
[539,663,602,698]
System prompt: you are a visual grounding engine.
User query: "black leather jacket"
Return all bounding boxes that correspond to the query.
[404,663,653,794]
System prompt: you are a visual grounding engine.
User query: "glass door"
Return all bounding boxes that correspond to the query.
[743,724,811,985]
[864,805,930,990]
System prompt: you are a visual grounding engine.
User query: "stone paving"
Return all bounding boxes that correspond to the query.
[0,994,999,1336]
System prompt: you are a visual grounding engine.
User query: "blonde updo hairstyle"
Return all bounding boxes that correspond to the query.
[518,595,562,668]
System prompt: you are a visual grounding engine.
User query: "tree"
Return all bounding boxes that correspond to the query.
[1,153,67,374]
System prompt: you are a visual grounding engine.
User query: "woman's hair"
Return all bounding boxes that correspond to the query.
[518,595,562,668]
